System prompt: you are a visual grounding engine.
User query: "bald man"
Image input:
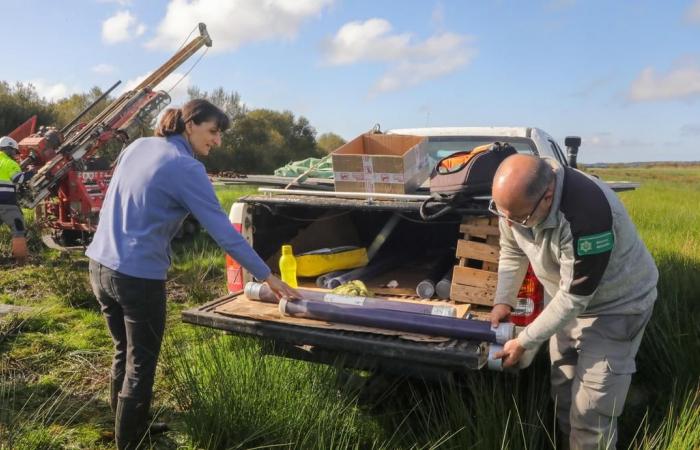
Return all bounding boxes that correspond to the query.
[488,154,657,450]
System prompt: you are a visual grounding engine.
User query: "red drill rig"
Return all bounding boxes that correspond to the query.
[12,23,212,247]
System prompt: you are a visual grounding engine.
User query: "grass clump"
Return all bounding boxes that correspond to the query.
[162,328,384,449]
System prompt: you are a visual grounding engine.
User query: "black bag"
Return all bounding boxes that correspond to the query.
[419,142,517,220]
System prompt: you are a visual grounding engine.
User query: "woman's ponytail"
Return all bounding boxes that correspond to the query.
[155,108,186,137]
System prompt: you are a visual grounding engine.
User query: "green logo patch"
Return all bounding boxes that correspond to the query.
[577,231,614,256]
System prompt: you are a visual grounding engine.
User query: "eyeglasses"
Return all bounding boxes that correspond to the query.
[488,186,549,227]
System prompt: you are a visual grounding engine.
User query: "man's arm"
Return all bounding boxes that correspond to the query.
[493,218,530,309]
[516,223,613,350]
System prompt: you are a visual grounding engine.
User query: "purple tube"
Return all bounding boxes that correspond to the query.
[278,298,513,344]
[245,282,457,317]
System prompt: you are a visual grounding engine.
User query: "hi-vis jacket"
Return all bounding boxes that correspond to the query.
[494,158,658,350]
[0,151,24,205]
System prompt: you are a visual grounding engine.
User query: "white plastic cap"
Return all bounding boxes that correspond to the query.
[244,282,263,300]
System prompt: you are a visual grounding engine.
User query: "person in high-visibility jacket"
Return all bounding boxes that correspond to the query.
[0,136,33,263]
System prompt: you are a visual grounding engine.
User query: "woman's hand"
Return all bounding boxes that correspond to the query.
[490,303,512,328]
[264,274,301,300]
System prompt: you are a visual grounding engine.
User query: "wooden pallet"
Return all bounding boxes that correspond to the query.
[450,216,500,306]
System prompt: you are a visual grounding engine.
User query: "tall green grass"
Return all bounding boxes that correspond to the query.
[162,328,558,450]
[162,328,386,449]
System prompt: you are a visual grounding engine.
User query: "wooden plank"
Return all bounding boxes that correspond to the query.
[482,262,499,272]
[450,283,495,306]
[454,303,471,319]
[485,235,500,245]
[455,240,500,263]
[459,224,500,239]
[462,216,491,226]
[452,266,498,290]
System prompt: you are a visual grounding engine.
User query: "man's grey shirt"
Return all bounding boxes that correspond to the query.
[494,158,658,350]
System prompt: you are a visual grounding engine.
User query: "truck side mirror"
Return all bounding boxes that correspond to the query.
[564,136,581,168]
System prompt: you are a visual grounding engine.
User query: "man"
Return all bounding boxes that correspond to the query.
[488,154,657,450]
[0,136,33,263]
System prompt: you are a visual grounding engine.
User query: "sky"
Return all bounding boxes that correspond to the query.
[1,0,700,163]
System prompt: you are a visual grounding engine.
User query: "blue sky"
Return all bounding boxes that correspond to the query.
[2,0,700,163]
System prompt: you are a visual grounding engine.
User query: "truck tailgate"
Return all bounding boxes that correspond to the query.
[182,294,488,375]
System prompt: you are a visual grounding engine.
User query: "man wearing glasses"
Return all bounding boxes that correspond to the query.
[487,154,657,450]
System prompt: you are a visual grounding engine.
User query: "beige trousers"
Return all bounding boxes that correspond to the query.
[549,303,654,450]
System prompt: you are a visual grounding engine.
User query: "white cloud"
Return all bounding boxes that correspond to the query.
[685,0,700,24]
[323,18,476,95]
[147,0,332,52]
[102,10,146,44]
[92,63,116,75]
[121,71,191,106]
[628,60,700,102]
[29,80,79,102]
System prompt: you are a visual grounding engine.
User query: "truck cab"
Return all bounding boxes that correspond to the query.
[182,127,631,376]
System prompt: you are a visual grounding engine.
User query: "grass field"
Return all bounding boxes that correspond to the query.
[0,167,698,449]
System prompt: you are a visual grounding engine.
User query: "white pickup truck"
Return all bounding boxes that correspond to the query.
[183,127,635,376]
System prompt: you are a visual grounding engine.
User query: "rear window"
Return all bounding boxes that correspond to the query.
[426,136,536,166]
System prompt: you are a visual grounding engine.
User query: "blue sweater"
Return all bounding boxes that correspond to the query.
[86,134,271,281]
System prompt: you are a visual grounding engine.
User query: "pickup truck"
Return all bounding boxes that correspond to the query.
[182,127,635,377]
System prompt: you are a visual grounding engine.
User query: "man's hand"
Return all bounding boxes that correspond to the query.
[490,303,512,328]
[493,338,526,368]
[264,274,301,300]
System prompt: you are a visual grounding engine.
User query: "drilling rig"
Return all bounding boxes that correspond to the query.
[12,23,212,247]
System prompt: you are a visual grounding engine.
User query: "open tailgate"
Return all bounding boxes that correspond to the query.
[182,293,488,376]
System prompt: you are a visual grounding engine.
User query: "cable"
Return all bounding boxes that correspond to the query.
[175,25,198,53]
[166,46,209,95]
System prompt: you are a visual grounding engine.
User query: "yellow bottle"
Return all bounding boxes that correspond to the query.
[279,244,298,288]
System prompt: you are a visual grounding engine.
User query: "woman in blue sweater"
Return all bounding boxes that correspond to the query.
[87,99,298,449]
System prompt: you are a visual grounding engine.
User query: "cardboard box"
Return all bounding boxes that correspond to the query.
[332,133,431,194]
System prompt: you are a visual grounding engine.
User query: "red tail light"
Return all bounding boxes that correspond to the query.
[510,265,544,326]
[226,223,244,293]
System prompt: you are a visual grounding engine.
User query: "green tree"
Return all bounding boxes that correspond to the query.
[228,108,321,174]
[0,82,55,135]
[51,86,111,130]
[317,132,346,154]
[187,86,322,174]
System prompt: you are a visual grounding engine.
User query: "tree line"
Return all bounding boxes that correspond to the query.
[0,81,347,174]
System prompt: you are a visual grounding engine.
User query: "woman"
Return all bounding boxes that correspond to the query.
[87,99,298,449]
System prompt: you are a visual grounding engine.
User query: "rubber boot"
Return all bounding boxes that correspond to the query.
[115,395,150,450]
[11,237,28,265]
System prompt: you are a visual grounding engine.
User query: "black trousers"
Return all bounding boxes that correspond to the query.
[89,259,167,401]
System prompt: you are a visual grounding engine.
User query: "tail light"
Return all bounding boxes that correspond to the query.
[226,222,244,293]
[510,265,544,326]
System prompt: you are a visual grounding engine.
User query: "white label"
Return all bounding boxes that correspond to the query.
[334,172,405,184]
[323,294,366,306]
[431,305,456,317]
